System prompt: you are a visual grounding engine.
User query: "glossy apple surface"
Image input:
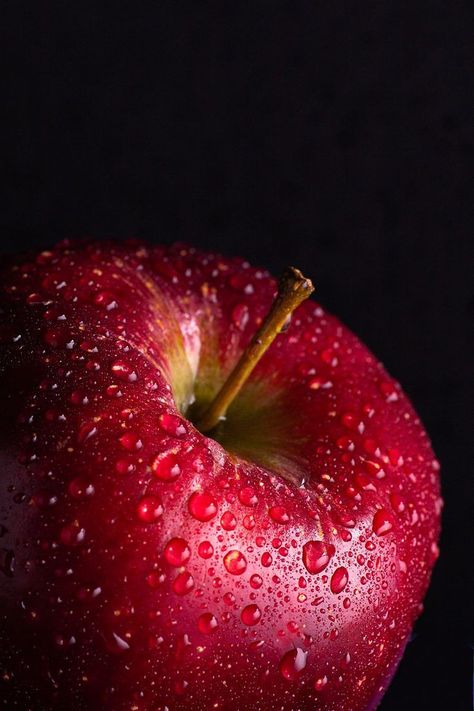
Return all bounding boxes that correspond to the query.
[0,240,441,710]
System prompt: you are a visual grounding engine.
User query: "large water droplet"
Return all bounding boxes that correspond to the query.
[172,571,195,595]
[188,491,218,522]
[241,604,262,626]
[0,548,15,577]
[372,509,395,536]
[197,612,218,634]
[330,567,349,594]
[250,574,263,589]
[302,540,335,574]
[159,412,187,437]
[119,431,143,451]
[220,511,237,531]
[238,486,258,507]
[151,452,181,481]
[136,495,164,523]
[111,360,138,382]
[198,541,214,559]
[269,506,290,524]
[279,647,308,681]
[164,537,191,566]
[223,550,247,575]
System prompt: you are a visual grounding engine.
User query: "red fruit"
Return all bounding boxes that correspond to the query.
[0,240,441,710]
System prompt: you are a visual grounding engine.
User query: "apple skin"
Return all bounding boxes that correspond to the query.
[0,240,441,710]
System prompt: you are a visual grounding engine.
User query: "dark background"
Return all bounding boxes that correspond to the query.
[2,3,473,709]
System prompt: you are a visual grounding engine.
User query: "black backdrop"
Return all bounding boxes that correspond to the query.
[2,3,473,709]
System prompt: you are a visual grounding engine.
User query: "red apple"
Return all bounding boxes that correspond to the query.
[0,240,441,710]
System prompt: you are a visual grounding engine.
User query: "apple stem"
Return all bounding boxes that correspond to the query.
[196,266,314,433]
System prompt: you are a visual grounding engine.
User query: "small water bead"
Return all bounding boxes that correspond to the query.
[231,303,250,330]
[198,541,214,559]
[269,506,290,524]
[314,675,328,691]
[223,592,236,606]
[172,571,194,596]
[164,538,191,566]
[115,458,135,475]
[389,492,405,514]
[220,511,237,530]
[261,552,273,567]
[243,514,255,530]
[241,604,262,626]
[224,550,247,575]
[302,540,335,575]
[279,647,308,681]
[111,360,138,382]
[238,486,258,507]
[70,390,89,405]
[119,431,143,451]
[151,451,181,481]
[136,495,163,523]
[330,567,349,594]
[60,521,86,546]
[355,473,376,492]
[373,509,395,536]
[188,491,218,522]
[106,384,123,398]
[94,290,118,310]
[104,631,130,654]
[77,422,98,443]
[250,574,263,589]
[341,412,358,430]
[0,549,15,577]
[197,612,218,634]
[145,570,166,588]
[343,597,351,609]
[68,477,95,498]
[159,412,187,437]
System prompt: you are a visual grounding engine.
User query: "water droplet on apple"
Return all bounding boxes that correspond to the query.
[220,511,237,530]
[172,571,194,595]
[223,550,247,575]
[238,486,258,507]
[373,509,395,536]
[159,412,187,437]
[104,631,130,654]
[250,574,263,589]
[68,477,95,498]
[164,537,191,566]
[136,495,163,523]
[198,541,214,559]
[302,540,335,574]
[261,552,272,567]
[60,521,86,546]
[241,604,262,626]
[111,360,138,382]
[223,592,236,606]
[119,431,143,451]
[151,451,181,481]
[0,548,15,577]
[188,491,218,522]
[314,675,328,691]
[115,458,135,475]
[279,647,308,681]
[389,492,405,514]
[330,567,349,594]
[269,506,290,524]
[197,612,218,634]
[145,570,166,588]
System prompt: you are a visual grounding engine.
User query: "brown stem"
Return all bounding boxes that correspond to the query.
[196,266,314,433]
